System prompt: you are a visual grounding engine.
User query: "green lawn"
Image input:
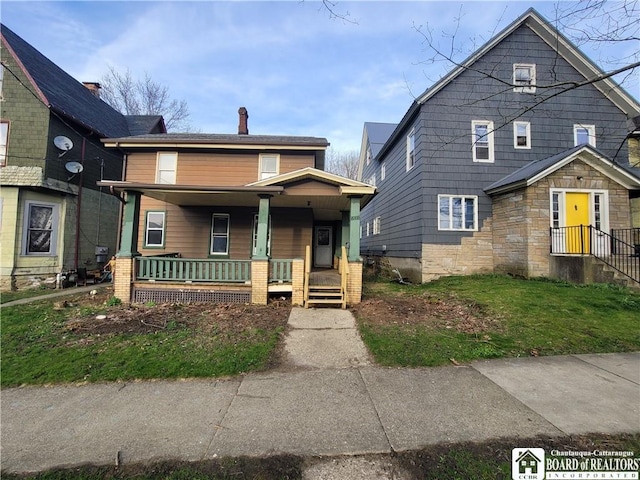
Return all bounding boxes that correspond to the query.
[1,295,288,388]
[355,275,640,367]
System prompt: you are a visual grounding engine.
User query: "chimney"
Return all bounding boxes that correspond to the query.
[83,82,102,98]
[238,107,249,135]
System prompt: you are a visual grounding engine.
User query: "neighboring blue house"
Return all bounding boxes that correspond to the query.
[358,8,640,286]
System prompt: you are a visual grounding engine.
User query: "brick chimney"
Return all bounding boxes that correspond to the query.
[82,82,102,98]
[238,107,249,135]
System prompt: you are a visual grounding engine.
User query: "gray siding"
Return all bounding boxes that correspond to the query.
[362,23,630,254]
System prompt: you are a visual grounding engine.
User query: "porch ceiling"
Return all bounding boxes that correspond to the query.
[97,181,367,221]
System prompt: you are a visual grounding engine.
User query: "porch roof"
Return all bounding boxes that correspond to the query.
[98,169,376,220]
[484,145,640,195]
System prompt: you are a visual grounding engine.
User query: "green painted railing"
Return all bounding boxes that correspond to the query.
[269,259,293,282]
[136,257,251,283]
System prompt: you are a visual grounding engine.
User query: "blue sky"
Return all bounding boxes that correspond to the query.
[2,1,638,152]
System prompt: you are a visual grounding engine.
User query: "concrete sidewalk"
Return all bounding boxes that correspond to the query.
[1,306,638,474]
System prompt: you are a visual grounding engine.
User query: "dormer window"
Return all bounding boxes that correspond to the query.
[513,64,536,93]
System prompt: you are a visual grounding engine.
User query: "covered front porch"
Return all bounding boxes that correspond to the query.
[100,168,374,307]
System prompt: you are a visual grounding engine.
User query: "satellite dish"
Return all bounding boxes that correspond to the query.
[65,161,84,174]
[54,136,74,151]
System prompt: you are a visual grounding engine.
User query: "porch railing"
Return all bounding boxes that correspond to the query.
[550,225,639,284]
[269,259,293,282]
[136,257,251,283]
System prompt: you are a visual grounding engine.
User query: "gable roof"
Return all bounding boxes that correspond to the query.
[1,24,162,138]
[248,166,376,196]
[484,144,640,195]
[375,8,640,162]
[357,122,397,179]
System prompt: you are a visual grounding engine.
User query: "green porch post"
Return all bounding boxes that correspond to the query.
[341,211,349,258]
[118,191,141,258]
[348,196,361,262]
[254,194,271,260]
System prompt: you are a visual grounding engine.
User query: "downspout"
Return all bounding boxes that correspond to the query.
[73,137,86,271]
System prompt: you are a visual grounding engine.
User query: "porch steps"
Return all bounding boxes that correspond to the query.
[591,257,640,290]
[306,285,345,308]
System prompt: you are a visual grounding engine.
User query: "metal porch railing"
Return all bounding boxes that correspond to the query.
[550,226,640,285]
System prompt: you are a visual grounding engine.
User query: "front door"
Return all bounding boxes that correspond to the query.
[314,226,333,267]
[565,192,590,253]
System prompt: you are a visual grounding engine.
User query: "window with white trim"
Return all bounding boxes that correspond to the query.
[574,124,596,147]
[438,195,477,231]
[367,174,376,187]
[406,128,415,171]
[513,64,536,93]
[366,146,371,165]
[23,201,59,255]
[366,221,370,237]
[0,121,8,166]
[551,192,560,228]
[472,121,494,162]
[156,152,177,184]
[0,65,4,100]
[252,214,272,256]
[373,216,381,235]
[380,161,386,181]
[259,154,279,180]
[513,121,531,149]
[210,214,230,255]
[144,211,165,247]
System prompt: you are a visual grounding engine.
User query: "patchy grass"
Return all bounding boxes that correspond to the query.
[353,275,640,367]
[4,434,638,479]
[1,290,290,388]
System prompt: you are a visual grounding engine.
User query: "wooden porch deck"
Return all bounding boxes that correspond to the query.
[309,269,341,286]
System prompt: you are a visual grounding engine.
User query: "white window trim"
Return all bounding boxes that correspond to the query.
[513,121,531,149]
[380,161,386,181]
[156,152,177,184]
[259,153,280,180]
[210,213,230,256]
[366,221,370,237]
[513,63,536,93]
[373,216,381,235]
[406,128,416,171]
[573,124,596,147]
[367,174,376,187]
[144,211,166,247]
[437,194,478,231]
[0,121,8,166]
[472,120,495,163]
[22,200,59,256]
[366,146,371,165]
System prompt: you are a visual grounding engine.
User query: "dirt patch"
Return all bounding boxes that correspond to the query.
[350,293,500,334]
[61,288,291,339]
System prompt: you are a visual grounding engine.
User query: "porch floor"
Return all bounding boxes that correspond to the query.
[310,269,341,286]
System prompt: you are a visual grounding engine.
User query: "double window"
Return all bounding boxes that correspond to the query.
[438,195,477,231]
[574,124,596,147]
[23,201,59,255]
[513,64,536,93]
[259,154,279,180]
[156,152,177,184]
[472,121,494,162]
[144,212,166,247]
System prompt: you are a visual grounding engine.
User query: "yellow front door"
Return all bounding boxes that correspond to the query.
[565,192,590,253]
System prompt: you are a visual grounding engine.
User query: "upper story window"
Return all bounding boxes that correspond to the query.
[366,146,371,165]
[156,152,177,184]
[513,121,531,149]
[367,174,376,187]
[513,64,536,93]
[0,65,4,100]
[259,153,279,180]
[574,124,596,147]
[472,120,495,163]
[23,201,59,255]
[0,121,8,166]
[406,128,416,171]
[373,217,381,235]
[380,161,386,181]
